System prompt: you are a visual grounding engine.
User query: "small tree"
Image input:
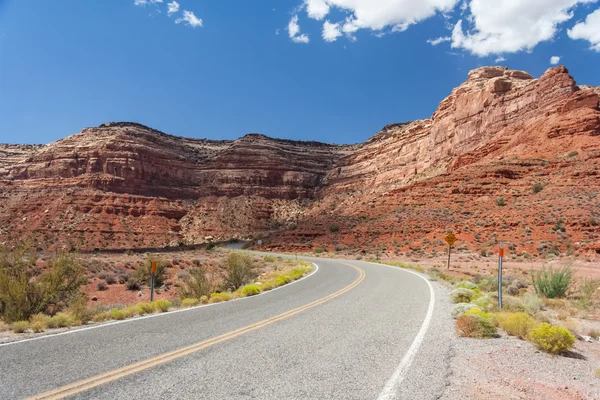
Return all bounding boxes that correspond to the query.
[221,253,257,291]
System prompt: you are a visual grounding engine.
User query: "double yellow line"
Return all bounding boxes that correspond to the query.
[29,264,365,400]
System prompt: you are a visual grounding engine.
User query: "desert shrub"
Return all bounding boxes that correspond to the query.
[273,275,291,287]
[97,282,108,291]
[531,265,572,298]
[92,312,108,323]
[0,320,9,332]
[456,281,479,291]
[121,305,142,318]
[126,279,141,291]
[181,298,199,308]
[11,320,30,333]
[488,294,525,312]
[314,248,325,254]
[506,285,520,296]
[497,312,538,338]
[329,224,340,233]
[220,253,257,291]
[105,275,117,285]
[118,274,130,284]
[259,281,274,291]
[578,278,600,309]
[568,151,579,157]
[450,288,478,303]
[471,296,491,311]
[153,300,171,312]
[139,302,157,314]
[527,323,575,354]
[495,197,507,207]
[456,314,497,338]
[200,295,209,304]
[30,313,49,332]
[179,266,212,299]
[288,267,309,281]
[209,292,232,303]
[451,303,480,318]
[240,284,260,297]
[464,308,494,319]
[0,246,87,323]
[263,256,275,263]
[30,321,46,333]
[532,183,544,194]
[523,294,544,313]
[109,308,126,320]
[47,312,75,328]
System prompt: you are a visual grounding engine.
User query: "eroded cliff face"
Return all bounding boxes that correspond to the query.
[1,66,599,256]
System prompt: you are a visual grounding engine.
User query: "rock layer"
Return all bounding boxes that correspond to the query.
[1,66,599,257]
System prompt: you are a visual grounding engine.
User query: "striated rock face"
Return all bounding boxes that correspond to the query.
[1,66,599,256]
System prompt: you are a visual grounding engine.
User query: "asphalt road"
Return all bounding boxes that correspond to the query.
[0,256,453,400]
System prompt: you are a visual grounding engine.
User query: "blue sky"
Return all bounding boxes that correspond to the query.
[1,0,599,145]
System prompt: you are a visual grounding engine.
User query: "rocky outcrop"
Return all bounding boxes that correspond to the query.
[1,66,599,256]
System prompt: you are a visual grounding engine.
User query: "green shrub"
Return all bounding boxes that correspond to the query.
[109,308,126,320]
[29,313,49,332]
[273,275,291,287]
[450,288,478,303]
[179,266,212,299]
[199,295,209,304]
[497,312,538,338]
[220,253,257,291]
[126,279,141,291]
[0,246,87,323]
[287,267,309,281]
[121,305,142,318]
[451,303,480,318]
[527,323,575,354]
[456,315,497,338]
[464,308,494,319]
[47,312,74,328]
[531,265,572,298]
[523,294,544,313]
[259,281,274,291]
[329,224,340,233]
[263,256,275,263]
[314,248,325,254]
[568,151,579,158]
[471,296,491,311]
[240,284,260,297]
[209,292,231,303]
[11,320,29,333]
[30,321,46,333]
[139,302,157,314]
[181,298,199,308]
[153,300,171,312]
[488,294,525,312]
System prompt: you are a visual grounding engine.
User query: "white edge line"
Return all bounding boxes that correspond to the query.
[0,262,320,348]
[366,261,436,400]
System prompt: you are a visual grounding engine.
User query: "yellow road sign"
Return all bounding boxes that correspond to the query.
[444,233,457,246]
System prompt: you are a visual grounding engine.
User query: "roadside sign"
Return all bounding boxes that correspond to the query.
[444,233,457,246]
[151,260,157,274]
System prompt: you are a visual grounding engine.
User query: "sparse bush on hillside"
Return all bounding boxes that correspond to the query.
[134,258,169,288]
[97,282,108,291]
[105,275,117,285]
[220,253,257,291]
[329,224,340,233]
[531,265,572,299]
[314,248,325,254]
[456,314,497,338]
[568,151,579,158]
[0,246,87,323]
[179,266,212,299]
[532,183,544,194]
[527,323,575,354]
[495,197,507,207]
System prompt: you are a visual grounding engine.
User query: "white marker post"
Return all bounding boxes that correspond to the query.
[498,243,504,310]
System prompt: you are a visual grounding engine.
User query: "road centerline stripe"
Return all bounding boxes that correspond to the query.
[28,263,365,400]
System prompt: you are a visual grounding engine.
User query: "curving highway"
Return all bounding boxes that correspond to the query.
[0,256,453,400]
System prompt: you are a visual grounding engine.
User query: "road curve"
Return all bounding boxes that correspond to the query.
[0,257,452,400]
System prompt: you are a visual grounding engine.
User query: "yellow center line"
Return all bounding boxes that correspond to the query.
[29,264,366,400]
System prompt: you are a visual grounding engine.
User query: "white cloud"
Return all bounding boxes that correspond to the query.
[550,55,561,64]
[305,0,330,20]
[451,0,596,56]
[495,56,506,63]
[427,36,451,45]
[302,0,460,36]
[288,15,310,43]
[175,10,203,27]
[167,1,180,16]
[568,8,600,51]
[323,20,343,42]
[276,29,280,35]
[134,0,163,5]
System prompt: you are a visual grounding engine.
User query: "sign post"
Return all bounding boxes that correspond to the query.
[498,243,504,310]
[150,260,156,302]
[444,233,457,269]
